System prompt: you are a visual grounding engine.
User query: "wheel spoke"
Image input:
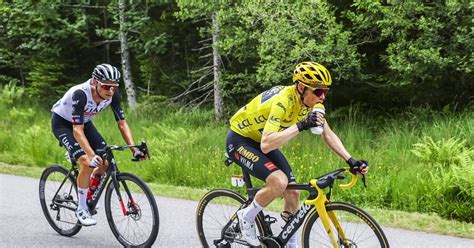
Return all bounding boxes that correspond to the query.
[39,166,81,237]
[105,174,159,247]
[197,189,264,248]
[303,202,389,248]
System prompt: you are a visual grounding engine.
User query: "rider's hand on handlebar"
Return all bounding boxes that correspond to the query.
[89,155,103,168]
[346,157,369,175]
[296,111,325,132]
[133,150,148,161]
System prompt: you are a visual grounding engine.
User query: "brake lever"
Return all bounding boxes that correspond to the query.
[361,174,367,188]
[131,141,150,162]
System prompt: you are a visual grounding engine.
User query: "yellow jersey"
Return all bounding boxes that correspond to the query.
[230,85,322,142]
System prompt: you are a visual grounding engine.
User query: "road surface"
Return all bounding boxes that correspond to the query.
[0,173,472,247]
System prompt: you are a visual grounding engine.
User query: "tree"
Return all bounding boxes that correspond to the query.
[176,1,226,120]
[344,1,473,108]
[0,2,90,100]
[212,13,224,120]
[118,0,137,109]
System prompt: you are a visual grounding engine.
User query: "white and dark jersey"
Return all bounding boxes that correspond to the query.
[51,80,125,125]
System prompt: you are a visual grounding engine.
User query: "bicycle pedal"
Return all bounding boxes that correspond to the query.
[264,215,277,225]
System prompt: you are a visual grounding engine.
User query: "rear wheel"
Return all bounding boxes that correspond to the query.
[196,189,265,247]
[39,165,81,236]
[105,172,159,248]
[302,202,389,248]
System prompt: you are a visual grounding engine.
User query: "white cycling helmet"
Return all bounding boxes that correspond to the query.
[92,64,121,82]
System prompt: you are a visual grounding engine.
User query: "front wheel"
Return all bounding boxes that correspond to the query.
[302,202,389,248]
[196,188,265,247]
[104,172,159,247]
[39,164,81,237]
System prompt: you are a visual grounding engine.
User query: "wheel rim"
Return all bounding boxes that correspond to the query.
[108,178,157,246]
[199,193,257,247]
[42,170,78,231]
[306,207,384,248]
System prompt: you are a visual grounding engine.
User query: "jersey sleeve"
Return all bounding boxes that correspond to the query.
[71,90,87,125]
[263,98,288,133]
[110,89,125,121]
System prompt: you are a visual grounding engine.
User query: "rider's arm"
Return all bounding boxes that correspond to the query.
[117,119,138,153]
[110,90,138,154]
[321,121,351,161]
[71,90,96,159]
[322,122,369,174]
[261,126,299,154]
[260,100,298,154]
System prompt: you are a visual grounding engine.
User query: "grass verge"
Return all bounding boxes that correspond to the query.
[2,162,472,239]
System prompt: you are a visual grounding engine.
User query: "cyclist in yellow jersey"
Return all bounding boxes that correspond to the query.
[226,62,369,247]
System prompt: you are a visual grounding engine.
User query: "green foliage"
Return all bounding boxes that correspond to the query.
[344,1,473,107]
[1,1,472,110]
[0,82,25,106]
[1,102,473,222]
[26,58,65,99]
[411,136,473,221]
[412,136,472,168]
[0,1,93,100]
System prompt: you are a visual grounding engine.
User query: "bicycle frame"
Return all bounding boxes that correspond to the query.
[51,144,146,217]
[236,167,358,247]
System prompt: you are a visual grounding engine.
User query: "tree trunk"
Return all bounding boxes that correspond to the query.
[212,13,224,121]
[118,0,137,109]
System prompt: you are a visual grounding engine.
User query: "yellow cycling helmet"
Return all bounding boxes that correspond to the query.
[293,62,332,89]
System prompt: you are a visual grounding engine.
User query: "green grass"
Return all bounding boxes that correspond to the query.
[1,161,472,239]
[0,97,473,225]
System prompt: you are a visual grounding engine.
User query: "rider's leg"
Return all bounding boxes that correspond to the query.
[84,122,108,177]
[255,170,288,206]
[283,186,300,213]
[243,170,288,221]
[265,148,300,247]
[77,155,93,210]
[83,122,109,206]
[52,114,96,225]
[283,186,301,248]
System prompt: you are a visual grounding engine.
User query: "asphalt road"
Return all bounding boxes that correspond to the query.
[0,173,473,247]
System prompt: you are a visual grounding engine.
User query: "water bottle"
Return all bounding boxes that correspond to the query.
[310,104,325,135]
[87,173,102,201]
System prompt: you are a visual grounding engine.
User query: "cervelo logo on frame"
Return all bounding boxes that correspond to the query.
[282,204,312,239]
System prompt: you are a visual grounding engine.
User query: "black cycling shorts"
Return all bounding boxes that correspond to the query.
[51,113,108,161]
[226,130,296,183]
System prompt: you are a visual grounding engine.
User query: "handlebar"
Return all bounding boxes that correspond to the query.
[97,141,150,162]
[304,167,362,206]
[338,167,358,189]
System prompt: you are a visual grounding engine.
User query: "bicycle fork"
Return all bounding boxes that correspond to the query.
[305,179,348,248]
[111,172,138,216]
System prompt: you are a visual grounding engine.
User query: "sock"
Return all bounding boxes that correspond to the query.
[243,198,264,222]
[286,232,299,248]
[77,187,89,210]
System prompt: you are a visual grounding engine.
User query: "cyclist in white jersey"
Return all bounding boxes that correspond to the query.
[51,64,147,226]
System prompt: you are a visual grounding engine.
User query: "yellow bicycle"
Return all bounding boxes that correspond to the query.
[196,157,389,247]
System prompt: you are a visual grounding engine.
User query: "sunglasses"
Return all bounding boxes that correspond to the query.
[313,88,329,97]
[98,82,118,91]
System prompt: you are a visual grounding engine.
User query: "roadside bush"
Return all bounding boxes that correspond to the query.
[412,136,474,221]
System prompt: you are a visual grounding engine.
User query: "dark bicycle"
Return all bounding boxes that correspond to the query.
[39,142,159,247]
[196,154,389,247]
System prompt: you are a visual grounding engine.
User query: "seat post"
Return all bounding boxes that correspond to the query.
[242,169,253,189]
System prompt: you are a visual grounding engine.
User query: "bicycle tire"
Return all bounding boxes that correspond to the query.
[196,188,265,248]
[302,201,389,248]
[104,172,159,247]
[39,164,82,237]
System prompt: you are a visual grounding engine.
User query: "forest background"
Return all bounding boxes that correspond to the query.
[0,0,472,231]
